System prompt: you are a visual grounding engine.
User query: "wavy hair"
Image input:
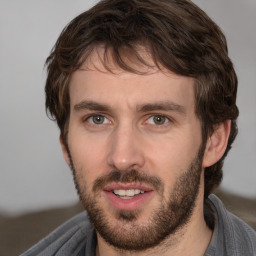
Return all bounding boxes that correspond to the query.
[45,0,239,197]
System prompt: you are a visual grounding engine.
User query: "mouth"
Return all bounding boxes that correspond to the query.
[113,189,145,199]
[103,183,154,210]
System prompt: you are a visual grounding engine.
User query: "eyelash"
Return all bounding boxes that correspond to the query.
[84,113,110,125]
[146,115,171,126]
[82,113,172,127]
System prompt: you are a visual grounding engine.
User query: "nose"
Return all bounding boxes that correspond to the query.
[107,124,145,171]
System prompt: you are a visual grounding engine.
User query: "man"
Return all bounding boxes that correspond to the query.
[21,0,256,255]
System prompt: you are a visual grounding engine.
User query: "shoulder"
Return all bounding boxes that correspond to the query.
[209,194,256,255]
[20,211,96,256]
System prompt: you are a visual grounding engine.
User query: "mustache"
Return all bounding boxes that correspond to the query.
[93,169,163,193]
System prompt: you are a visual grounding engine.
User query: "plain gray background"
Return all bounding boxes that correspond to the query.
[0,0,255,216]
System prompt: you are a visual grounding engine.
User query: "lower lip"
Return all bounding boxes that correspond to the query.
[103,191,154,210]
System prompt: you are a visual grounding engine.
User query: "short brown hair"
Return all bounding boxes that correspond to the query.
[45,0,239,197]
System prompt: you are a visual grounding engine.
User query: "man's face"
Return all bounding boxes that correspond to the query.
[64,59,206,250]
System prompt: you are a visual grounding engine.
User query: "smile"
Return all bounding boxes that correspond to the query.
[113,189,145,199]
[103,183,154,210]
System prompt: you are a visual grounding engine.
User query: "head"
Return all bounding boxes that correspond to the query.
[45,0,238,199]
[45,0,239,250]
[45,0,238,250]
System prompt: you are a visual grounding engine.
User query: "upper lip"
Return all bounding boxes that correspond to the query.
[103,182,154,192]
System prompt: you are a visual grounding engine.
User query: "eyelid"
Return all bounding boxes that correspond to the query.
[83,113,111,125]
[145,114,172,126]
[81,112,173,127]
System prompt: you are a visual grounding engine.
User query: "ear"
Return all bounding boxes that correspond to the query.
[59,136,71,166]
[202,120,231,168]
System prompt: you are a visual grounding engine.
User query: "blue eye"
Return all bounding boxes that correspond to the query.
[148,115,169,125]
[87,114,110,125]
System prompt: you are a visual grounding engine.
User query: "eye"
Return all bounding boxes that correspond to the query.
[147,115,169,125]
[87,114,110,125]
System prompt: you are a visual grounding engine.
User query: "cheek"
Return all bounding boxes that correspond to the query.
[68,133,108,182]
[146,134,196,171]
[145,133,201,193]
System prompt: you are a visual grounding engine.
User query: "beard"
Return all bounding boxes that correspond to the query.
[68,146,204,251]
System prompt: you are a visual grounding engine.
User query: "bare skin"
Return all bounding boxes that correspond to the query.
[61,51,230,256]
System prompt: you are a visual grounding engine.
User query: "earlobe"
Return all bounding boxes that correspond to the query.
[59,136,71,166]
[202,120,231,168]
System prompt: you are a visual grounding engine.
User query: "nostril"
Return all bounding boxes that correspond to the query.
[107,150,145,171]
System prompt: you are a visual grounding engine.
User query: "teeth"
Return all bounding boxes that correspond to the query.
[113,189,145,197]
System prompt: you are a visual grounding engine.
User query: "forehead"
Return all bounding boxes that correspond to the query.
[69,48,196,112]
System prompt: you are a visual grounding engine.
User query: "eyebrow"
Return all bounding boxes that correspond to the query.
[74,100,186,115]
[137,102,186,115]
[74,101,111,112]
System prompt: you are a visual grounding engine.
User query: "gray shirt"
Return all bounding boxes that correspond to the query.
[20,194,256,256]
[205,195,256,256]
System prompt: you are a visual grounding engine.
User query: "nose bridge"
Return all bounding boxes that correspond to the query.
[107,122,145,171]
